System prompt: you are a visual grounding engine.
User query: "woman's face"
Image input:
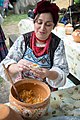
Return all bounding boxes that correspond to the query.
[34,13,54,40]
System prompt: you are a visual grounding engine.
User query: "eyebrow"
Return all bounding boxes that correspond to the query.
[38,19,53,23]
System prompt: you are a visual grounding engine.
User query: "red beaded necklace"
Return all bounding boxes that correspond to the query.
[30,32,51,57]
[36,36,48,43]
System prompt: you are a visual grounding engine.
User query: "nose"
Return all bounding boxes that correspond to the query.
[40,23,45,30]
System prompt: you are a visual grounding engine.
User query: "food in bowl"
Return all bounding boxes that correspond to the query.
[9,79,51,120]
[19,89,43,104]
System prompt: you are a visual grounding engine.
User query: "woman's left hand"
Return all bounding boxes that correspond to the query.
[31,68,49,79]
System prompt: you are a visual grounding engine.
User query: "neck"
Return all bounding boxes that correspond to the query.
[36,37,47,43]
[36,39,47,44]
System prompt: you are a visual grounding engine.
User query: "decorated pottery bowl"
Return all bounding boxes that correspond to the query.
[72,29,80,43]
[65,23,74,35]
[55,23,66,38]
[9,79,51,120]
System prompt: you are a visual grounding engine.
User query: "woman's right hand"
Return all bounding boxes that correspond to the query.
[8,59,31,74]
[17,59,31,72]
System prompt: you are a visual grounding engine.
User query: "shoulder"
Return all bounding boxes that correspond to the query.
[16,31,33,42]
[23,31,33,39]
[12,35,25,49]
[16,35,24,43]
[51,32,61,42]
[22,31,33,47]
[50,32,61,49]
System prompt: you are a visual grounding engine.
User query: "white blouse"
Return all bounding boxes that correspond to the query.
[0,35,69,88]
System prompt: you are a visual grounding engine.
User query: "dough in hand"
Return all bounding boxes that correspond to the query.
[30,63,39,69]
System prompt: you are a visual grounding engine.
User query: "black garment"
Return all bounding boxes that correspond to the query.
[0,25,8,62]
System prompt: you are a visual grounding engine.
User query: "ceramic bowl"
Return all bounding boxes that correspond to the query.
[65,23,74,35]
[72,29,80,43]
[55,23,66,38]
[0,104,23,120]
[9,79,51,120]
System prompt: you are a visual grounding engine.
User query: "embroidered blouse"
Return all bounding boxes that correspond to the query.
[0,33,69,88]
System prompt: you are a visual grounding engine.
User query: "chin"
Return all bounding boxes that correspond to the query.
[36,32,48,40]
[38,35,47,40]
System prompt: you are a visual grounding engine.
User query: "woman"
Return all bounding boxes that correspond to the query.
[0,0,69,91]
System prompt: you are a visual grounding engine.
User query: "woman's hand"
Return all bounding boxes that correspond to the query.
[31,67,58,80]
[17,59,31,72]
[17,60,49,79]
[8,59,31,75]
[8,59,58,80]
[31,67,49,79]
